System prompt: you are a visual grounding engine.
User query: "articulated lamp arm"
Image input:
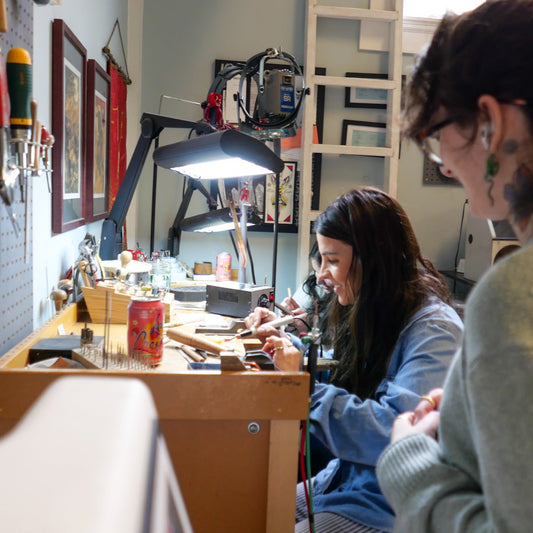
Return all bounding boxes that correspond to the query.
[99,113,213,260]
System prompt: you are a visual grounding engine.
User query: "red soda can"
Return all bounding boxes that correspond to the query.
[127,297,164,365]
[216,252,231,281]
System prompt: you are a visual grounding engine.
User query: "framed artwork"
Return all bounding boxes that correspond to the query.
[51,19,87,233]
[85,59,110,220]
[345,72,388,109]
[221,163,300,234]
[344,72,407,109]
[264,162,297,225]
[341,120,387,148]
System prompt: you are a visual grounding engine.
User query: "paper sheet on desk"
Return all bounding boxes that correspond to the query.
[172,300,206,310]
[168,311,231,329]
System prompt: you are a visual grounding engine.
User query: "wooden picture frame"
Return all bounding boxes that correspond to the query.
[341,120,387,147]
[85,59,110,221]
[51,19,87,233]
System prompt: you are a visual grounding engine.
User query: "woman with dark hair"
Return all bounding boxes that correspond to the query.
[281,241,334,346]
[245,186,463,533]
[376,2,533,532]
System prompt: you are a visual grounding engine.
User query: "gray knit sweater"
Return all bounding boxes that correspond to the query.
[377,240,533,532]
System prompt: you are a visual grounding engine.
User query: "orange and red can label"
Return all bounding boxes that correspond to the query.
[127,297,164,365]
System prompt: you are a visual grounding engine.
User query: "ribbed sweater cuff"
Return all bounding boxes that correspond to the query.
[377,434,441,509]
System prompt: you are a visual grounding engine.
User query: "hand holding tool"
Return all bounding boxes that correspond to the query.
[234,313,306,339]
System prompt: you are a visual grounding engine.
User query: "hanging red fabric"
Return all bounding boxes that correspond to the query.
[108,63,127,210]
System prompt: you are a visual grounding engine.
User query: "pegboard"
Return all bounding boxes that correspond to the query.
[0,0,34,356]
[422,154,461,186]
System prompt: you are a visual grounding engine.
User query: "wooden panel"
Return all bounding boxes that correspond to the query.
[162,419,270,533]
[0,307,309,533]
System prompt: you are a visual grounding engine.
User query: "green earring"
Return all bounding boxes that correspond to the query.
[484,153,499,205]
[486,153,499,176]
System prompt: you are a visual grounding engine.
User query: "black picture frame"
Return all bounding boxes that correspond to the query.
[344,72,407,110]
[51,19,87,233]
[341,120,387,147]
[344,72,388,109]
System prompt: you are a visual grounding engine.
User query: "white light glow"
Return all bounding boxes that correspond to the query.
[196,221,256,233]
[172,158,274,180]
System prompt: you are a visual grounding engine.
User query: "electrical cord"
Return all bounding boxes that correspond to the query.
[236,48,307,131]
[299,409,316,533]
[453,198,469,294]
[245,237,257,285]
[305,416,316,533]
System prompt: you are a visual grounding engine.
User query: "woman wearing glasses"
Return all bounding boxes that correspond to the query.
[245,187,463,533]
[376,1,533,532]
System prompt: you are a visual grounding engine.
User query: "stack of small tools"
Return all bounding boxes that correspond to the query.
[0,34,54,244]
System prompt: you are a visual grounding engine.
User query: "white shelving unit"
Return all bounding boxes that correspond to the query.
[297,0,404,279]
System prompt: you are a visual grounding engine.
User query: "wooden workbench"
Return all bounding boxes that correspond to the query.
[0,304,310,533]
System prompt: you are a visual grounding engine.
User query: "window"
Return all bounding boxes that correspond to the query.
[361,1,485,54]
[404,1,484,19]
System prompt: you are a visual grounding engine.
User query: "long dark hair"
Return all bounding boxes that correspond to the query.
[315,187,452,399]
[300,241,334,347]
[403,0,533,142]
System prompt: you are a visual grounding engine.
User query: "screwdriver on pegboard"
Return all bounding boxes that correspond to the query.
[0,46,21,235]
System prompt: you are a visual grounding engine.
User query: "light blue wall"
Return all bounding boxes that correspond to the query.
[135,0,307,298]
[29,1,467,328]
[32,0,128,326]
[135,1,466,299]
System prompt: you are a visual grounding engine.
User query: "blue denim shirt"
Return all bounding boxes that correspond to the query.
[301,297,463,532]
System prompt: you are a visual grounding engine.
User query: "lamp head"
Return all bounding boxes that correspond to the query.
[180,207,262,233]
[152,128,284,180]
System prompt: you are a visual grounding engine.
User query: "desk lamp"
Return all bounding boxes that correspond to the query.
[153,128,284,179]
[99,114,283,262]
[179,206,262,233]
[153,128,284,284]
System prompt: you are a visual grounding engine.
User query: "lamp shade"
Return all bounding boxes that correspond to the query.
[152,129,284,179]
[180,207,262,233]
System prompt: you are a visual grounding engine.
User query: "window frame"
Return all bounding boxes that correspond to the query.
[360,0,482,55]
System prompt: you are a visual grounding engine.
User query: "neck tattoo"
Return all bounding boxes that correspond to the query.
[503,138,519,154]
[503,164,533,230]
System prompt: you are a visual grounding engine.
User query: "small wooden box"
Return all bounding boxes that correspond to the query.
[81,284,174,324]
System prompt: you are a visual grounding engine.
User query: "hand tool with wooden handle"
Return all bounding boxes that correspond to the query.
[0,0,7,33]
[167,327,242,356]
[175,343,206,362]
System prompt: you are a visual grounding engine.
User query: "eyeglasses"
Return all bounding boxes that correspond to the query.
[415,98,529,166]
[415,117,455,166]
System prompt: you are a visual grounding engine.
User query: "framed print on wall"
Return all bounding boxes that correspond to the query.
[344,72,388,109]
[264,161,298,226]
[85,59,110,221]
[344,72,407,110]
[51,19,87,233]
[341,120,387,148]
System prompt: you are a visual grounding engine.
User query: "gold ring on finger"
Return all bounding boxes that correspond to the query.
[421,395,437,409]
